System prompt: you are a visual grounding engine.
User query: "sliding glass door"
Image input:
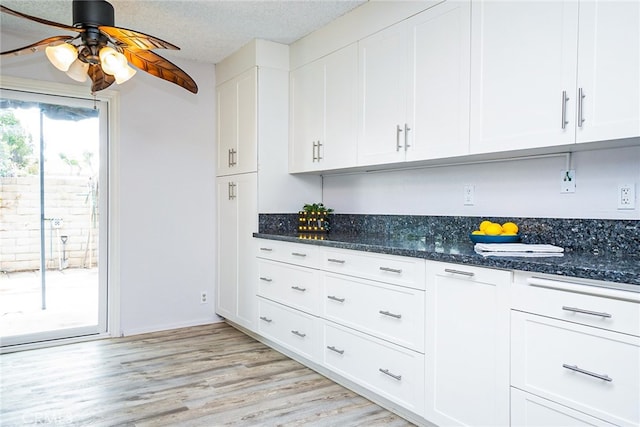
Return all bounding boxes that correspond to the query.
[0,89,108,348]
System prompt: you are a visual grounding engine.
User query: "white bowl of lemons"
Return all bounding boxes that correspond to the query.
[469,220,520,243]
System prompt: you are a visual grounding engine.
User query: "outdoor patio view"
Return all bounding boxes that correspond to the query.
[0,97,102,347]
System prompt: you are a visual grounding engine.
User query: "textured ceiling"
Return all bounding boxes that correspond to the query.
[0,0,366,64]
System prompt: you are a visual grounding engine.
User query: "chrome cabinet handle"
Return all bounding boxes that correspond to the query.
[396,124,403,151]
[327,295,345,303]
[562,306,612,318]
[578,87,586,127]
[562,364,612,382]
[291,286,306,292]
[404,123,411,150]
[379,266,402,274]
[259,316,272,323]
[259,277,272,282]
[327,258,345,264]
[228,148,237,166]
[312,141,318,162]
[379,310,402,319]
[379,368,402,381]
[228,182,236,200]
[561,90,570,129]
[291,330,306,338]
[317,140,323,161]
[291,252,307,257]
[259,247,273,252]
[444,268,474,277]
[327,345,344,355]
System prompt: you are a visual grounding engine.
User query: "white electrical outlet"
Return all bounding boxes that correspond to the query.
[464,185,475,206]
[618,184,636,210]
[200,291,208,304]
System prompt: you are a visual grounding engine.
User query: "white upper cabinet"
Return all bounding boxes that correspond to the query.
[576,0,640,143]
[289,43,358,173]
[217,68,258,176]
[470,0,639,154]
[469,1,579,153]
[358,0,470,166]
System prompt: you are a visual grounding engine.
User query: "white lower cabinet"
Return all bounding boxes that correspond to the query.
[323,272,425,353]
[511,310,640,427]
[425,261,511,427]
[323,321,425,416]
[257,297,320,362]
[511,387,617,427]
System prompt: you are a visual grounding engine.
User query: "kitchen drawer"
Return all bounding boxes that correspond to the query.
[511,387,617,427]
[257,297,319,361]
[256,239,319,268]
[322,247,426,290]
[511,310,640,427]
[322,321,425,416]
[512,273,640,336]
[323,273,425,352]
[258,259,321,315]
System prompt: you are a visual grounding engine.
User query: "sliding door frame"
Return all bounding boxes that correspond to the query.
[0,76,121,351]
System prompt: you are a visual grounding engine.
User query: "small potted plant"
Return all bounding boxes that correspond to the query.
[298,203,333,233]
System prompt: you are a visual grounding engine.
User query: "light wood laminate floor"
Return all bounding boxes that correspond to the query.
[0,322,414,426]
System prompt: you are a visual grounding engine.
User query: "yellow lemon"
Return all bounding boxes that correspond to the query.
[485,223,503,236]
[502,222,519,234]
[479,220,493,232]
[501,232,517,236]
[471,230,485,235]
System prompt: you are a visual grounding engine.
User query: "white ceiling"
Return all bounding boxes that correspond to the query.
[1,0,366,64]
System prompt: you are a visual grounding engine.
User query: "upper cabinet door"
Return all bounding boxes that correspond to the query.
[576,0,640,143]
[323,43,358,171]
[358,23,409,166]
[217,68,257,176]
[408,0,471,161]
[289,43,358,173]
[469,1,579,154]
[290,59,324,173]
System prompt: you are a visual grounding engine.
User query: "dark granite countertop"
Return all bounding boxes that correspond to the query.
[253,231,640,289]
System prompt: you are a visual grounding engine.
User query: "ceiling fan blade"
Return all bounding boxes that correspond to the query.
[122,49,198,94]
[88,64,116,93]
[99,25,180,51]
[1,5,83,33]
[1,35,75,56]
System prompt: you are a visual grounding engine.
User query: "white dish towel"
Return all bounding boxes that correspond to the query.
[474,243,564,257]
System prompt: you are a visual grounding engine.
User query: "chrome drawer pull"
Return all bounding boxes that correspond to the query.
[562,364,612,382]
[259,316,272,323]
[561,90,570,129]
[327,295,345,303]
[444,268,475,277]
[259,247,273,252]
[291,252,307,257]
[379,266,402,274]
[327,345,344,355]
[379,310,402,319]
[562,306,612,318]
[327,258,346,264]
[291,330,306,338]
[379,368,402,381]
[259,277,272,282]
[291,286,306,292]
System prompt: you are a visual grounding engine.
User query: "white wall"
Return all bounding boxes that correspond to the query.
[323,145,640,220]
[1,31,221,336]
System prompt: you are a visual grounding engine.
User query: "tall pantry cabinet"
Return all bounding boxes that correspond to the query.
[215,39,321,332]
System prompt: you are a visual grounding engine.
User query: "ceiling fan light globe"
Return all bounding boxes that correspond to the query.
[99,47,128,75]
[45,43,78,71]
[66,59,89,82]
[114,65,137,84]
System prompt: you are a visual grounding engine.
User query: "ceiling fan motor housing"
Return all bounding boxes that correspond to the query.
[73,0,115,27]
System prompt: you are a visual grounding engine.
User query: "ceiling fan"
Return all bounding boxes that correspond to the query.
[1,0,198,94]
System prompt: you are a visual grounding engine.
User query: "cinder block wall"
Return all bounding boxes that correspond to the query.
[0,176,99,272]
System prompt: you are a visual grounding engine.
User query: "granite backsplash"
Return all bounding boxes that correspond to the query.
[258,214,640,256]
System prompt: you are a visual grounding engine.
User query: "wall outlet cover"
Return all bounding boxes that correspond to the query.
[618,183,636,210]
[561,170,576,193]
